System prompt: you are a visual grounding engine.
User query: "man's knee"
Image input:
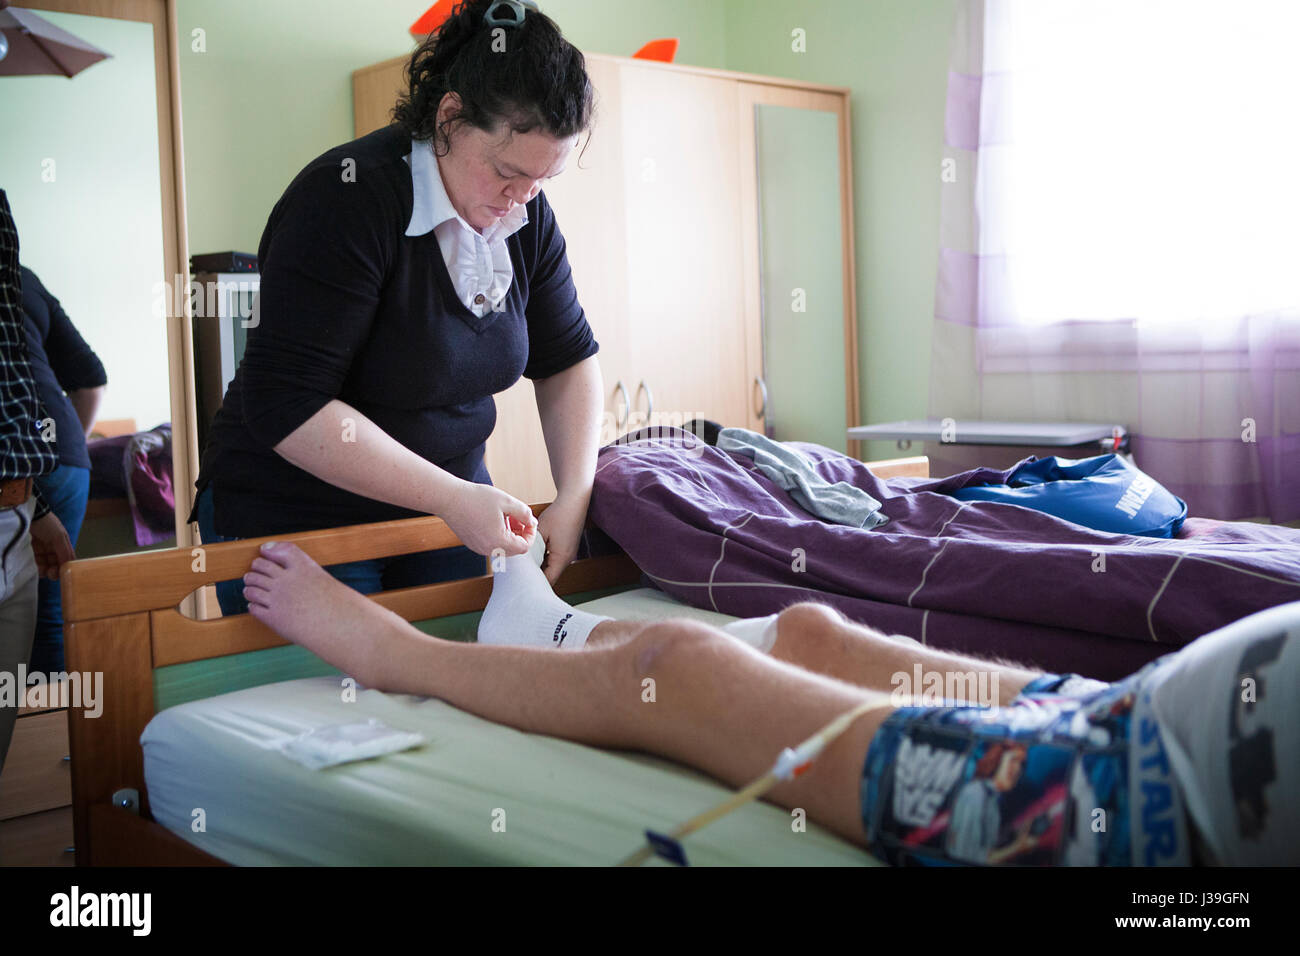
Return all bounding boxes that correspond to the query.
[774,602,847,650]
[624,619,739,677]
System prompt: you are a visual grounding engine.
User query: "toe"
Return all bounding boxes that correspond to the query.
[243,584,271,607]
[261,540,314,569]
[257,540,302,568]
[243,570,275,590]
[250,557,281,576]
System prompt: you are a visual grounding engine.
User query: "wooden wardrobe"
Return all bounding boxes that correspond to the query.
[353,52,860,504]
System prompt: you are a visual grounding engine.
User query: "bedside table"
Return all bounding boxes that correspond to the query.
[848,419,1129,453]
[0,679,74,866]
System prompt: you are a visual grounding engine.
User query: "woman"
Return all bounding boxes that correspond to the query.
[191,0,604,613]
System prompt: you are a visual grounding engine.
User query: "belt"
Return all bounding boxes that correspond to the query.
[0,476,34,510]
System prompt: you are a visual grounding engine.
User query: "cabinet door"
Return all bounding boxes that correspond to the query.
[485,55,629,504]
[618,64,754,434]
[353,58,406,137]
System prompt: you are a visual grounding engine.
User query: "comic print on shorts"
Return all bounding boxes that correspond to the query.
[858,670,1188,866]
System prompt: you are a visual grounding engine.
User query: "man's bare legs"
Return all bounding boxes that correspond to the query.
[242,543,1050,851]
[244,542,894,847]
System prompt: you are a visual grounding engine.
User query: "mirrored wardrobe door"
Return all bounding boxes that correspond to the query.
[4,0,195,561]
[738,83,860,456]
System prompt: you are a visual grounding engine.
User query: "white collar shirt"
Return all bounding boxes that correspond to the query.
[404,137,529,317]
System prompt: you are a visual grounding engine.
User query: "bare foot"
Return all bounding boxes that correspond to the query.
[243,541,405,683]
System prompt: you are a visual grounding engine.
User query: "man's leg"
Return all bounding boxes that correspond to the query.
[591,603,1042,706]
[473,540,1040,705]
[0,502,39,773]
[764,602,1042,706]
[242,542,894,848]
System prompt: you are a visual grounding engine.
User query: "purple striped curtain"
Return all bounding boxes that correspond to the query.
[929,0,1300,523]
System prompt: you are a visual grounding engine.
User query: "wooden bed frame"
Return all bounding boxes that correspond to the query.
[59,456,929,866]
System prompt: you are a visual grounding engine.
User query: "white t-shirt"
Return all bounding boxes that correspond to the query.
[1146,601,1300,865]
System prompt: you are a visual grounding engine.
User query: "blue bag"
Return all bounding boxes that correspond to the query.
[950,454,1188,537]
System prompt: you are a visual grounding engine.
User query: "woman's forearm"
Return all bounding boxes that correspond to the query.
[67,386,105,437]
[273,399,465,515]
[533,355,604,502]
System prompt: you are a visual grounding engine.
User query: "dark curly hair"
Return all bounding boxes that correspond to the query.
[392,0,594,157]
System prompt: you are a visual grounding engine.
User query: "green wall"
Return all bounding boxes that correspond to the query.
[175,0,953,452]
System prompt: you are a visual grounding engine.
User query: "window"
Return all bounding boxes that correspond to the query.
[986,0,1300,328]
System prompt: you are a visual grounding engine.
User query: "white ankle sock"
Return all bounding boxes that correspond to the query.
[524,529,546,568]
[478,538,610,650]
[720,613,780,653]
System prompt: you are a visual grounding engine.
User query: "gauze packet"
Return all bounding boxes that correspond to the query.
[275,719,424,770]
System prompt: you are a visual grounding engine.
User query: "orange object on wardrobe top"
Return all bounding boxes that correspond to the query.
[410,0,456,35]
[633,38,679,62]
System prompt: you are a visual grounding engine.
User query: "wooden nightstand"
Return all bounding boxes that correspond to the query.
[0,680,74,866]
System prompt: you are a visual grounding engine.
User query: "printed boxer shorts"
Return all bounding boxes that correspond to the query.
[859,662,1190,866]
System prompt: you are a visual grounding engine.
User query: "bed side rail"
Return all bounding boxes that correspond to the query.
[60,502,564,624]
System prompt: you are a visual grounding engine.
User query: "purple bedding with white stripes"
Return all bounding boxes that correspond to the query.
[587,428,1300,680]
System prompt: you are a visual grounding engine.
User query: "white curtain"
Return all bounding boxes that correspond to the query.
[930,0,1300,521]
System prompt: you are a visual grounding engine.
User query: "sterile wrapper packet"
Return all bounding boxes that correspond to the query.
[275,719,425,770]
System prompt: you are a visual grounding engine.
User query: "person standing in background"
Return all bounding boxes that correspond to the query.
[0,189,76,773]
[20,265,106,674]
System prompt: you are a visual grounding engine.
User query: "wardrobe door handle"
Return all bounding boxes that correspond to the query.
[613,380,630,429]
[753,376,768,419]
[637,380,654,423]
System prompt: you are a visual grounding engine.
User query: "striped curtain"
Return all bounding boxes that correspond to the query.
[929,0,1300,523]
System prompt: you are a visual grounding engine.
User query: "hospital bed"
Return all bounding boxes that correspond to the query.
[59,457,931,866]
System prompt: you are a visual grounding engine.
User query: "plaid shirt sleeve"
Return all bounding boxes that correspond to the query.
[0,189,58,518]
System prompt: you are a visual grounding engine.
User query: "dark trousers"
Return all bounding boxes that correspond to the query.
[30,464,90,674]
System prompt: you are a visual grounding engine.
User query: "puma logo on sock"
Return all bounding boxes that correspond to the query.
[477,552,610,651]
[553,613,573,646]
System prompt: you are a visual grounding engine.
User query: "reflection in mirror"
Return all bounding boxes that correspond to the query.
[755,103,848,452]
[0,8,175,592]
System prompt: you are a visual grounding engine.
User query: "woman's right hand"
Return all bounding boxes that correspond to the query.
[439,480,537,558]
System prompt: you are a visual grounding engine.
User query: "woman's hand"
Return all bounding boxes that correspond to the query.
[31,512,76,580]
[535,491,589,586]
[439,481,537,558]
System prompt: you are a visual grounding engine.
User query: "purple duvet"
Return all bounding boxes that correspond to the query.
[587,428,1300,680]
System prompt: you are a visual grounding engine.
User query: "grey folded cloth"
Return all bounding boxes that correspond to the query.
[717,427,888,529]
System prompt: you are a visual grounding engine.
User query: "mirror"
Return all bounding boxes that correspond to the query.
[0,7,177,558]
[754,103,849,453]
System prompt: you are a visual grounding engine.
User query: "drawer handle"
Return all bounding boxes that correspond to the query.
[62,754,71,762]
[63,846,76,854]
[636,380,654,422]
